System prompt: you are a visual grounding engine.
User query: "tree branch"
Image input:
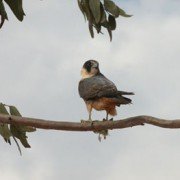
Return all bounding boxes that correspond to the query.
[0,114,180,132]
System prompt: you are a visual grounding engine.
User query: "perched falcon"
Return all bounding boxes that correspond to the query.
[78,60,134,121]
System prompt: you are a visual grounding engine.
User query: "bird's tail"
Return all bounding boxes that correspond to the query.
[117,91,134,95]
[116,96,132,106]
[115,91,134,106]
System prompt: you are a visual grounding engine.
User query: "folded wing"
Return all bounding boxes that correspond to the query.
[79,73,118,101]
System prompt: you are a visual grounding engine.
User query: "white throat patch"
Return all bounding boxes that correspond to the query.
[81,68,94,79]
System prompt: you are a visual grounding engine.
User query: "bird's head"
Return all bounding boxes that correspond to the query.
[81,60,100,79]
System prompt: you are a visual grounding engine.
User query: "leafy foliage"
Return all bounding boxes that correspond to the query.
[78,0,132,41]
[0,0,25,28]
[0,0,131,40]
[0,103,36,155]
[0,103,11,143]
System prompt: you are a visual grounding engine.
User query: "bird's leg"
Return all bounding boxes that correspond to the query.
[81,104,93,124]
[88,108,100,124]
[103,111,109,121]
[81,114,92,124]
[88,111,92,121]
[106,112,108,121]
[103,111,113,121]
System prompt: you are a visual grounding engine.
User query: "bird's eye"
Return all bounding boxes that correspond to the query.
[83,61,92,72]
[87,62,91,66]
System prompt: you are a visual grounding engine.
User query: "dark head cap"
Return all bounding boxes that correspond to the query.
[83,60,99,72]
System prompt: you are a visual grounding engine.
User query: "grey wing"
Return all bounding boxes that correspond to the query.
[78,74,117,100]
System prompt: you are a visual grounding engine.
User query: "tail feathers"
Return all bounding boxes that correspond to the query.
[116,96,132,106]
[118,91,134,95]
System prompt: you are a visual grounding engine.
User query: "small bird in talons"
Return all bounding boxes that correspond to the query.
[78,60,134,124]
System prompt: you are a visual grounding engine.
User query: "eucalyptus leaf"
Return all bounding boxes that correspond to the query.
[0,125,11,144]
[100,2,107,24]
[77,0,86,20]
[10,125,30,148]
[94,23,101,33]
[107,27,112,41]
[89,0,101,24]
[82,0,91,21]
[101,21,109,28]
[104,0,119,18]
[118,7,132,17]
[9,105,21,116]
[0,0,8,19]
[0,103,11,143]
[88,21,94,38]
[0,103,9,114]
[77,0,132,40]
[4,0,25,21]
[9,105,35,148]
[0,0,8,28]
[9,106,36,132]
[81,0,96,38]
[108,14,116,30]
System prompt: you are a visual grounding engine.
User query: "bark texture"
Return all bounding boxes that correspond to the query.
[0,114,180,132]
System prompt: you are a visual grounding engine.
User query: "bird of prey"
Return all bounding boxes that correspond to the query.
[78,60,134,121]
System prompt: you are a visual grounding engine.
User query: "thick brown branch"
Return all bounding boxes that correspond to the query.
[0,114,180,132]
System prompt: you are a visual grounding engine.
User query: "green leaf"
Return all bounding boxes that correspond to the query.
[108,14,116,30]
[78,0,126,40]
[107,27,112,41]
[118,7,132,17]
[9,106,35,148]
[21,126,36,132]
[104,0,119,18]
[81,0,91,21]
[0,103,11,143]
[100,2,107,24]
[0,0,8,28]
[0,125,11,143]
[4,0,25,21]
[0,0,8,19]
[0,103,9,114]
[81,0,95,38]
[9,106,36,132]
[89,0,101,24]
[88,21,94,38]
[94,23,101,33]
[10,125,30,148]
[9,105,21,116]
[77,0,86,20]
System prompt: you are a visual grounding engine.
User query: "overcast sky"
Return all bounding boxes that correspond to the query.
[0,0,180,180]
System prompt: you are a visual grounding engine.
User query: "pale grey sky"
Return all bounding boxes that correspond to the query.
[0,0,180,180]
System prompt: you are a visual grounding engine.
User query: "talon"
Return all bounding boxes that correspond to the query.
[109,118,113,121]
[81,120,93,125]
[81,120,86,123]
[93,120,99,122]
